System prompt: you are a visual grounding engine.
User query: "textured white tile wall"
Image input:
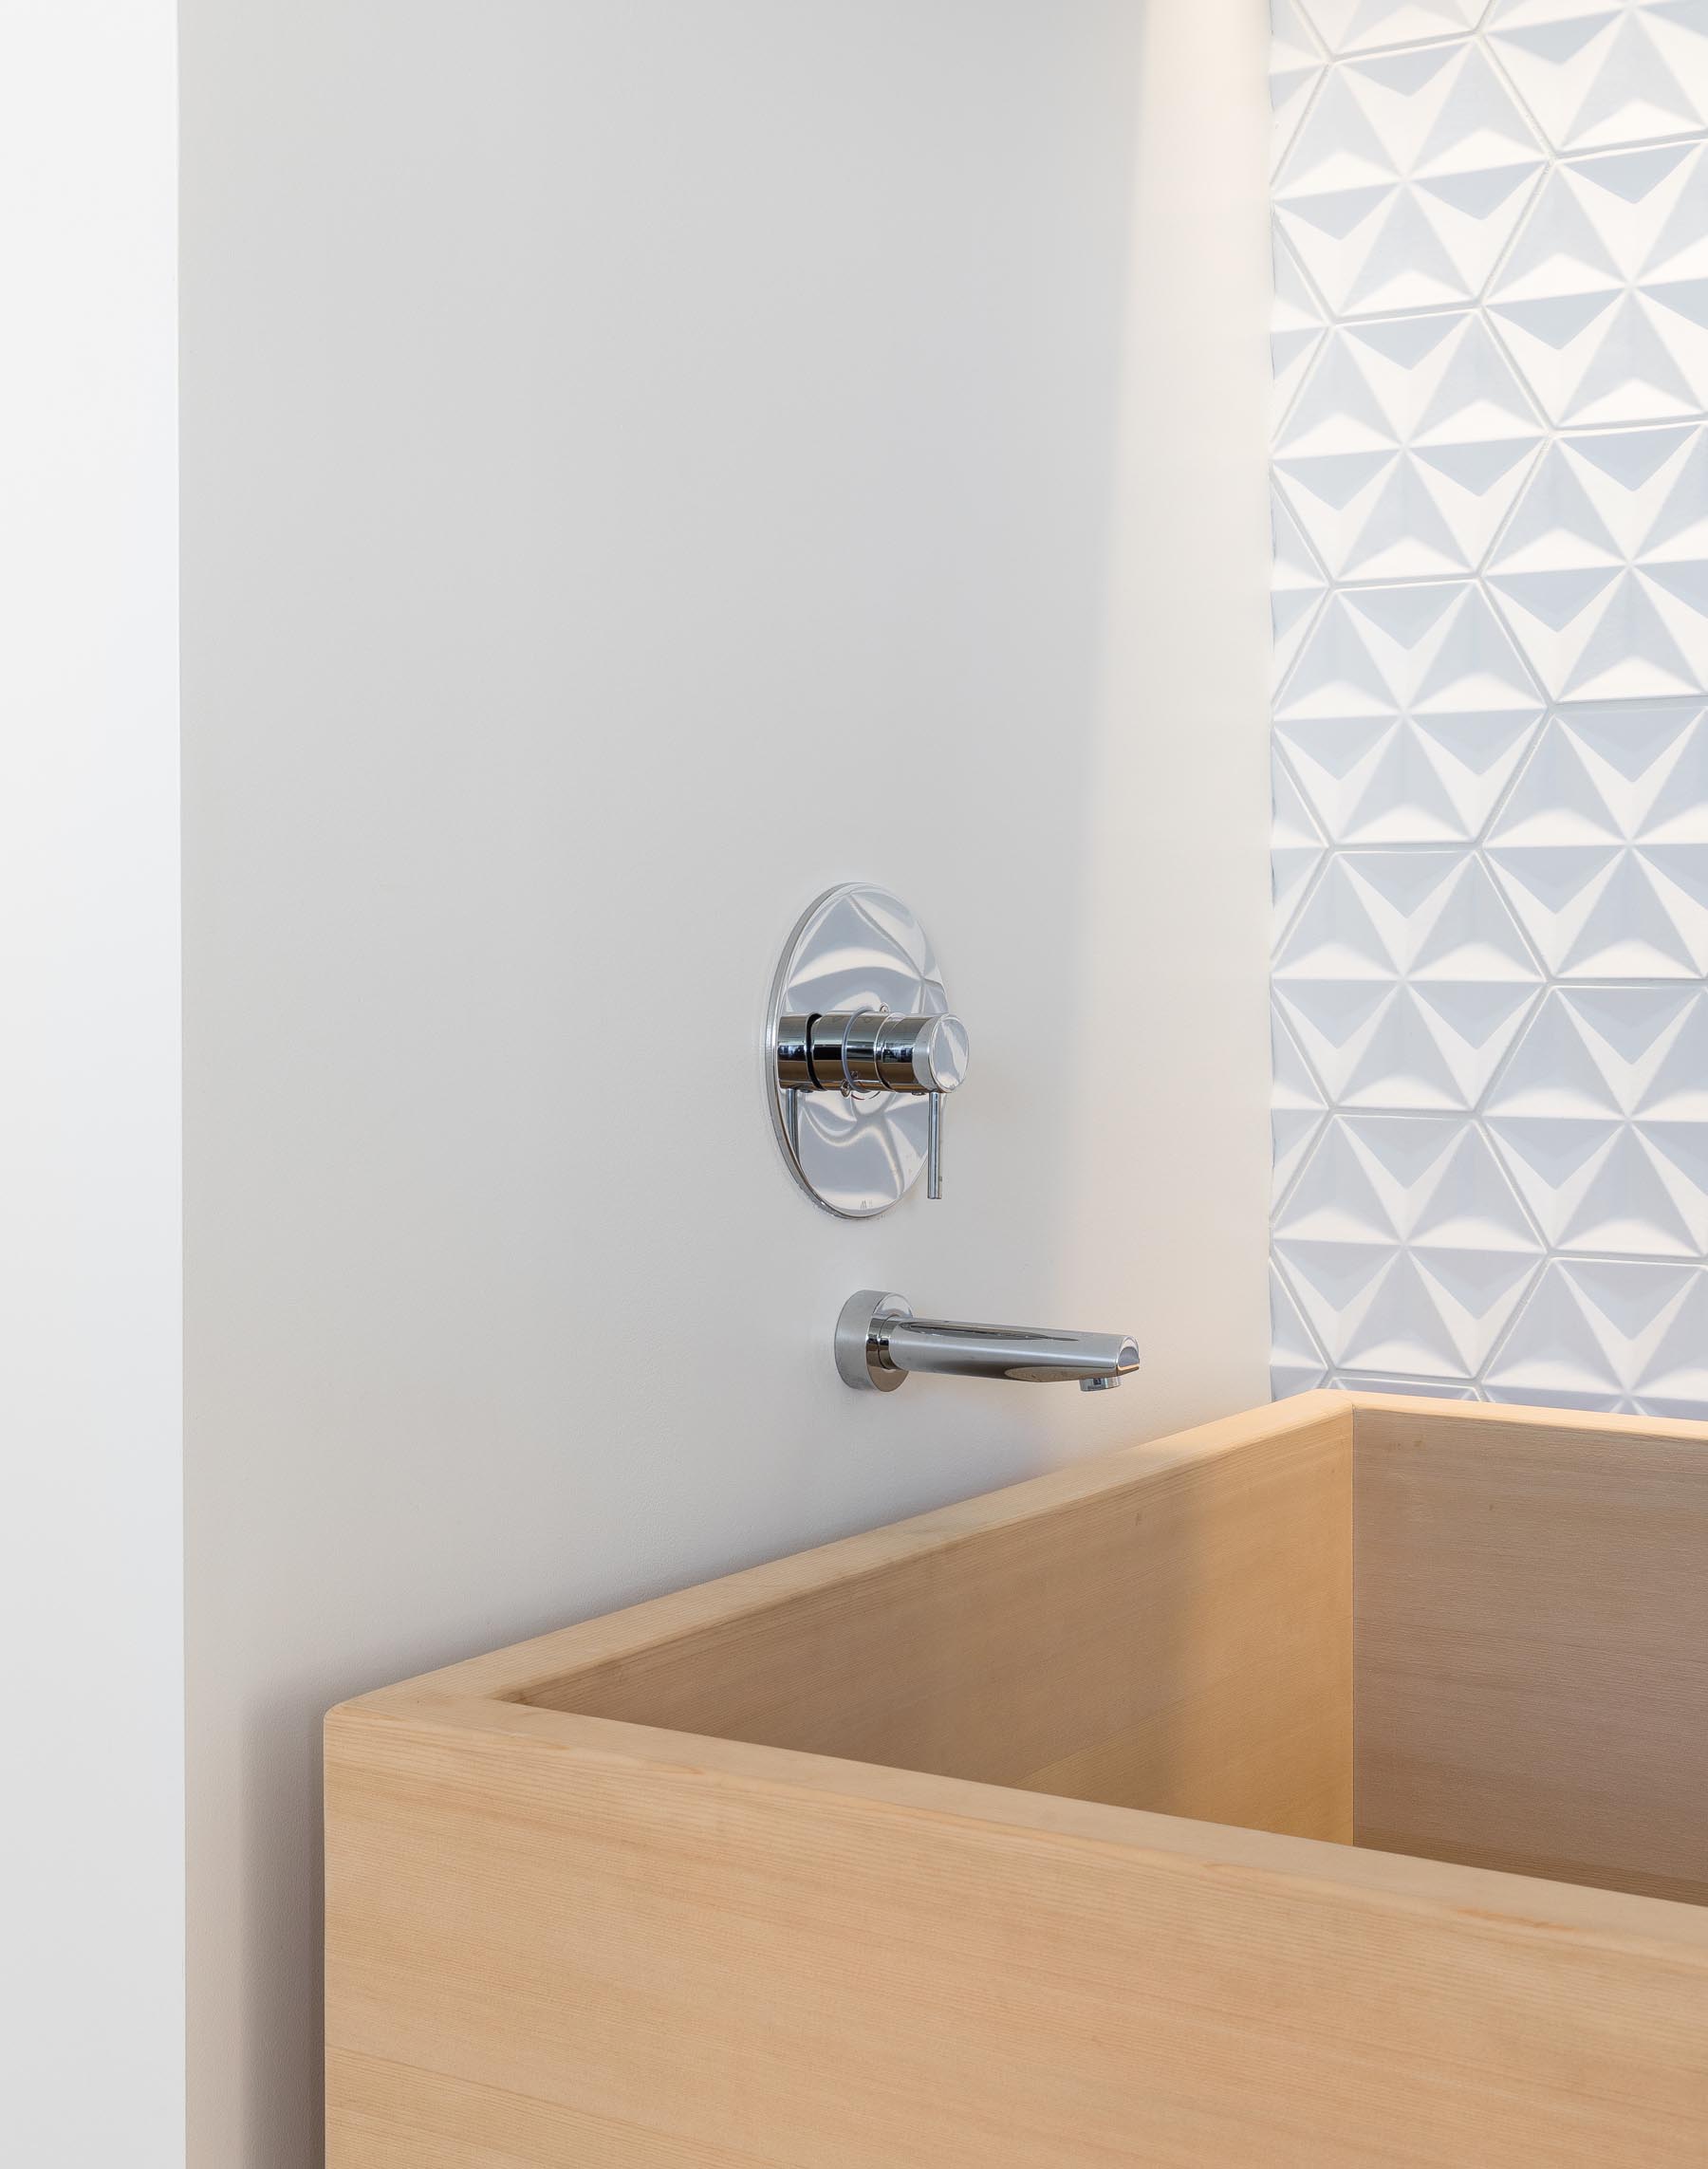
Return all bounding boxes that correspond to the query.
[1271,0,1708,1414]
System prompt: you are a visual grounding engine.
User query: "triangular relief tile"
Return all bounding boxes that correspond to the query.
[1273,0,1327,173]
[1278,584,1544,844]
[1271,1260,1332,1398]
[1486,1,1708,155]
[1276,43,1544,317]
[1485,1255,1695,1407]
[1272,1003,1328,1200]
[1273,751,1327,936]
[1303,0,1481,55]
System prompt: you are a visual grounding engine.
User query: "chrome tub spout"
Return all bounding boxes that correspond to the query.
[835,1290,1141,1395]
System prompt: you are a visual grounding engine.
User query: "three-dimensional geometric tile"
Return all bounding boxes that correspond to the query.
[1276,582,1545,843]
[1275,40,1546,317]
[1273,233,1329,419]
[1484,1253,1697,1408]
[1273,0,1326,171]
[1271,1260,1330,1399]
[1487,983,1708,1251]
[1485,701,1708,971]
[1271,1,1708,1417]
[1304,0,1482,56]
[1276,311,1545,577]
[1274,751,1328,936]
[1630,1269,1708,1413]
[1273,1114,1540,1374]
[1272,1002,1328,1196]
[1272,488,1328,684]
[1485,0,1708,156]
[1485,425,1708,699]
[1273,846,1543,1108]
[1488,140,1708,425]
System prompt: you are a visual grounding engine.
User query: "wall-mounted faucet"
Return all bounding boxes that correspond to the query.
[836,1290,1142,1395]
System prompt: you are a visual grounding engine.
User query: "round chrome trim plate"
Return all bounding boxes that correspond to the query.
[765,883,951,1218]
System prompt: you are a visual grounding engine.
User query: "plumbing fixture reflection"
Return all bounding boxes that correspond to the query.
[775,1009,969,1200]
[835,1290,1142,1395]
[765,884,966,1218]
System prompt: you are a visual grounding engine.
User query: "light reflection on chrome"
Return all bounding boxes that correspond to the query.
[765,883,949,1218]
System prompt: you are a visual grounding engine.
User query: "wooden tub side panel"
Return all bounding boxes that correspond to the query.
[325,1703,1708,2169]
[1353,1399,1708,1905]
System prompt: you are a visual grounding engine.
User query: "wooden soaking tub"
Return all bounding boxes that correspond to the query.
[325,1391,1708,2165]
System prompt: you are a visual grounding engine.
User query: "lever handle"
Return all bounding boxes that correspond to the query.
[773,1010,966,1207]
[776,1011,969,1099]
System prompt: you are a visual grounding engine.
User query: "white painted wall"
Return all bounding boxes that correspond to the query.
[0,6,183,2164]
[180,3,1273,2161]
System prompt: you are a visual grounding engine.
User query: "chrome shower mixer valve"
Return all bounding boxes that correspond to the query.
[773,1009,970,1102]
[765,883,969,1216]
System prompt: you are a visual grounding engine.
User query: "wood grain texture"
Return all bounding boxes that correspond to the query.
[326,1393,1708,2166]
[520,1401,1350,1836]
[326,1699,1708,2168]
[1354,1399,1708,1906]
